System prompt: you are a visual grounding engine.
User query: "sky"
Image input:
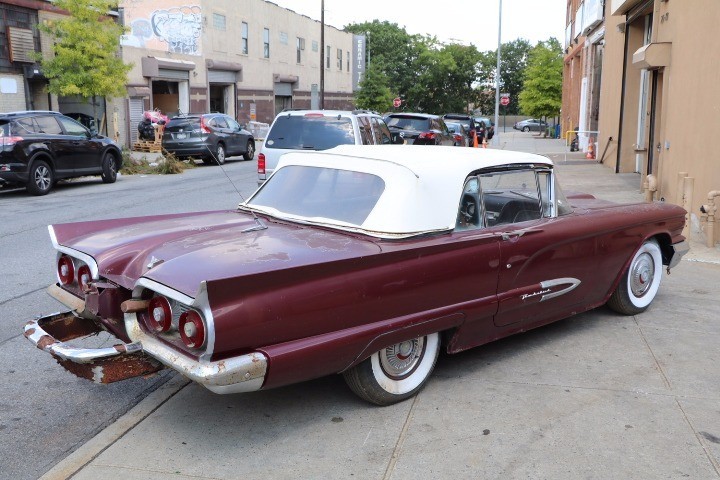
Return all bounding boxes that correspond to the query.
[269,0,567,52]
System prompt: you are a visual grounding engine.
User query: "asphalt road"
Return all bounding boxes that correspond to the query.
[0,157,259,480]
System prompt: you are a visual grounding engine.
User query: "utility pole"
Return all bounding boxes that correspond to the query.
[320,0,325,109]
[493,0,502,145]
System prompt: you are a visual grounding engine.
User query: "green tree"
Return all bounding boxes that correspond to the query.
[355,64,394,112]
[344,21,427,110]
[518,38,563,122]
[38,0,131,125]
[476,39,532,115]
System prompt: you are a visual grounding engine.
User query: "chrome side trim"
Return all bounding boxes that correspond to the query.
[125,314,267,394]
[539,277,581,302]
[48,225,100,280]
[668,240,689,269]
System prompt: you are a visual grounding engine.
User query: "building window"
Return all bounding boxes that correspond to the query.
[213,13,226,31]
[241,22,248,54]
[326,45,331,68]
[296,37,304,64]
[337,49,342,70]
[263,28,270,58]
[279,31,288,45]
[347,51,350,71]
[312,40,318,52]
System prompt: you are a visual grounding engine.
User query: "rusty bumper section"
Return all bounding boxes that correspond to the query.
[24,311,163,384]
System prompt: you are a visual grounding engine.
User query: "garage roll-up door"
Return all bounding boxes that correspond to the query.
[208,70,236,83]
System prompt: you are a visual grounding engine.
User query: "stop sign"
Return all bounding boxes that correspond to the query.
[393,97,402,108]
[500,96,510,106]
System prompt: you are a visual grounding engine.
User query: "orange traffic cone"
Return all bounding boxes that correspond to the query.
[586,137,595,159]
[473,132,478,148]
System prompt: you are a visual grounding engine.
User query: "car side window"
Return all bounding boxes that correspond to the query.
[57,116,87,136]
[357,116,373,145]
[371,117,393,145]
[456,177,482,230]
[12,118,37,134]
[226,117,240,130]
[35,116,63,135]
[212,117,229,129]
[479,170,542,226]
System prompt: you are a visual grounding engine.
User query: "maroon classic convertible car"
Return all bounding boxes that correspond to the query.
[24,145,688,405]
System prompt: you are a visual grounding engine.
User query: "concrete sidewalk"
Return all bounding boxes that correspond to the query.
[43,133,720,480]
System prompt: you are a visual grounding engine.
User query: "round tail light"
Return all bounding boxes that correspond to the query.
[147,296,172,333]
[77,264,92,291]
[179,310,206,348]
[57,256,75,285]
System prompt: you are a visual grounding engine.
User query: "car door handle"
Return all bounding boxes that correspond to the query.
[501,228,543,241]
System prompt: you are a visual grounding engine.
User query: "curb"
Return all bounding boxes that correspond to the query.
[40,375,190,480]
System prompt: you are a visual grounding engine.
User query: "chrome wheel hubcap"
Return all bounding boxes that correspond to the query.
[380,337,424,379]
[35,166,50,190]
[630,252,654,297]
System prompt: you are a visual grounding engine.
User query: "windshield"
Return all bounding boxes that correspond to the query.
[264,115,355,150]
[386,116,430,131]
[247,165,385,226]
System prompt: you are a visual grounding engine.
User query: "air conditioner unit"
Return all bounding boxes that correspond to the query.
[582,0,603,35]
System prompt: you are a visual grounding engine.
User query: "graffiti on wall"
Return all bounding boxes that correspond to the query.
[121,2,202,56]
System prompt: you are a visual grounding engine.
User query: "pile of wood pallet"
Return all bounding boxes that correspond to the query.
[132,125,165,153]
[132,140,163,153]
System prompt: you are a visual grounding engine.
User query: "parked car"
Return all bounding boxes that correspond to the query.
[257,109,400,184]
[514,118,548,132]
[0,110,122,195]
[161,113,255,165]
[445,121,469,147]
[442,114,476,147]
[24,145,688,406]
[385,113,456,146]
[474,116,495,139]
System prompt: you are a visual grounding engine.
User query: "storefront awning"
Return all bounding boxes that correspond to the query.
[632,42,671,70]
[141,57,196,77]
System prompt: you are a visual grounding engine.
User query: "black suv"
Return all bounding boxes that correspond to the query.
[162,113,255,165]
[385,113,456,146]
[441,114,477,147]
[0,111,122,195]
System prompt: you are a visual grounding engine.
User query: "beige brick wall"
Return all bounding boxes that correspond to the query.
[0,75,27,111]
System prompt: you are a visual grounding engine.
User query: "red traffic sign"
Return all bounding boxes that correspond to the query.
[393,97,402,108]
[500,96,510,106]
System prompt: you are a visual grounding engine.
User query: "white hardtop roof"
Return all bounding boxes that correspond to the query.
[255,145,554,238]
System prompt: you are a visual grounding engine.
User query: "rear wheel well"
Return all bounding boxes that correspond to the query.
[29,153,54,172]
[653,233,674,266]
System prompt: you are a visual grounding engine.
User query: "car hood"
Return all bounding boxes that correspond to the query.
[51,210,382,297]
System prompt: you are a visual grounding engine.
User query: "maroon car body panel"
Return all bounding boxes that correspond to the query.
[47,192,686,391]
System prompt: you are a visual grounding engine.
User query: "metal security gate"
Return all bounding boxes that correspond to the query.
[128,98,144,145]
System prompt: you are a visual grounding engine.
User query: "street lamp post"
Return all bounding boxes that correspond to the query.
[493,0,502,145]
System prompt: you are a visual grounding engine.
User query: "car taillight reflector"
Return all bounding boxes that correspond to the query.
[147,296,173,333]
[304,113,324,117]
[200,117,211,134]
[2,136,23,146]
[179,310,206,348]
[454,134,462,142]
[418,132,437,140]
[257,153,266,174]
[77,264,92,291]
[57,256,75,285]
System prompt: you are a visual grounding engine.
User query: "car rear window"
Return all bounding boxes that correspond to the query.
[386,116,430,131]
[249,165,385,225]
[165,117,200,132]
[264,115,355,150]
